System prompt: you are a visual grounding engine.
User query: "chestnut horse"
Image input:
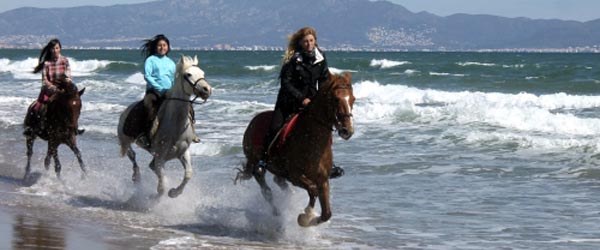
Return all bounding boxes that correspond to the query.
[236,73,355,227]
[23,79,86,180]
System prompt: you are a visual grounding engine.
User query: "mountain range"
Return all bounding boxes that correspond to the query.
[1,0,599,51]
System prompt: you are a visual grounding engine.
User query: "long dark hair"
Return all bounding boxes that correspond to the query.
[140,34,171,59]
[33,38,61,73]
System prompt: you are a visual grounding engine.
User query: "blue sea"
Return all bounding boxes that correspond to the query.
[1,49,600,249]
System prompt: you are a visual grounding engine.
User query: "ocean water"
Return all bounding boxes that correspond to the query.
[1,49,600,249]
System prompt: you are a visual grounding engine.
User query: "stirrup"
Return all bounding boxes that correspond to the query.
[255,160,267,175]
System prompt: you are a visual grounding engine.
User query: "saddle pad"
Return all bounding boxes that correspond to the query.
[123,101,148,138]
[277,114,299,148]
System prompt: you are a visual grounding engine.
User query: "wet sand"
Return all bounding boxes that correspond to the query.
[0,206,110,249]
[0,163,123,250]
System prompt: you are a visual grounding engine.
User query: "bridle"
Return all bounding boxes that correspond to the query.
[333,85,354,132]
[164,69,208,105]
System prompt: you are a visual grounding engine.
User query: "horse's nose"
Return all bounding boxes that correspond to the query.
[338,127,353,140]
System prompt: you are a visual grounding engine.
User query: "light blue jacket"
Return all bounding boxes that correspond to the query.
[144,55,176,94]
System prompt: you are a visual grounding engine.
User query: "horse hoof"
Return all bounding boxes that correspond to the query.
[297,213,319,227]
[168,188,181,198]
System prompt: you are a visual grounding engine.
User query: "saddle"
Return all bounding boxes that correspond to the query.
[251,112,300,154]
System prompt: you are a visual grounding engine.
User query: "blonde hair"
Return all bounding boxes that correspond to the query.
[282,27,318,63]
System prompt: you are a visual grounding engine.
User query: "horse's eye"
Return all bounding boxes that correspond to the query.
[186,73,192,77]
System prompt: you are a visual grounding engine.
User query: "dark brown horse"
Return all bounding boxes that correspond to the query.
[236,72,355,227]
[23,79,86,180]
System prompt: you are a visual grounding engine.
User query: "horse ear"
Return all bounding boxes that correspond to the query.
[179,55,185,64]
[344,72,351,82]
[193,55,198,65]
[79,87,86,96]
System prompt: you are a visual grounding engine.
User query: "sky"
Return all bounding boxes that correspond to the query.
[1,0,599,22]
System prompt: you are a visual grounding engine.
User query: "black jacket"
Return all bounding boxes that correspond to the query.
[275,48,329,118]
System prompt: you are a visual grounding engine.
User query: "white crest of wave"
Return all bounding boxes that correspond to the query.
[0,57,39,79]
[68,58,111,76]
[369,59,410,69]
[0,57,112,78]
[244,65,277,71]
[353,80,600,136]
[125,72,145,85]
[329,67,358,75]
[429,72,466,77]
[457,61,496,67]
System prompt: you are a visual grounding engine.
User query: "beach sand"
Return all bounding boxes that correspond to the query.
[0,162,144,250]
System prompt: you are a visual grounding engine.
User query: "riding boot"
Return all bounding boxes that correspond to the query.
[330,163,345,179]
[23,127,34,136]
[136,133,151,148]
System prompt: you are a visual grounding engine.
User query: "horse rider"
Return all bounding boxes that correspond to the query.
[256,27,344,178]
[24,38,84,136]
[138,34,201,146]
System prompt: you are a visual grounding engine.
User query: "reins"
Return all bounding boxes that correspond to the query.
[164,73,207,105]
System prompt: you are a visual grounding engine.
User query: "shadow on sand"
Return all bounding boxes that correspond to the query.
[0,172,42,188]
[165,207,286,242]
[67,188,161,212]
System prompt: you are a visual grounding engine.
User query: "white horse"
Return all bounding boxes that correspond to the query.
[117,55,212,198]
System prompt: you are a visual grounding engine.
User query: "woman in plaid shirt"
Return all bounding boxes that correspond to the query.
[33,38,72,105]
[25,38,83,135]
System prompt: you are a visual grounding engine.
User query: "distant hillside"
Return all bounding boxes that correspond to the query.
[1,0,599,50]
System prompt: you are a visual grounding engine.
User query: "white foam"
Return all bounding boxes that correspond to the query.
[0,57,114,78]
[125,72,145,85]
[429,71,466,77]
[329,67,358,75]
[457,61,496,67]
[353,80,600,138]
[369,59,410,69]
[244,65,277,71]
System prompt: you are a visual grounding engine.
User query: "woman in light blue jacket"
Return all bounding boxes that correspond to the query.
[139,34,200,144]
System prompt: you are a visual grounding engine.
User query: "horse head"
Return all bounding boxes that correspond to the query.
[177,55,212,101]
[323,72,355,140]
[50,79,85,132]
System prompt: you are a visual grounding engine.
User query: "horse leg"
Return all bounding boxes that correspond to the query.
[24,136,35,180]
[168,150,193,198]
[296,175,321,227]
[126,146,140,183]
[298,180,332,227]
[44,142,53,171]
[47,142,62,179]
[297,192,318,227]
[67,139,86,179]
[150,158,165,196]
[316,180,332,224]
[254,170,279,216]
[274,176,289,191]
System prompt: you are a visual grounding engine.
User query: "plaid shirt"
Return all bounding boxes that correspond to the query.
[42,55,71,86]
